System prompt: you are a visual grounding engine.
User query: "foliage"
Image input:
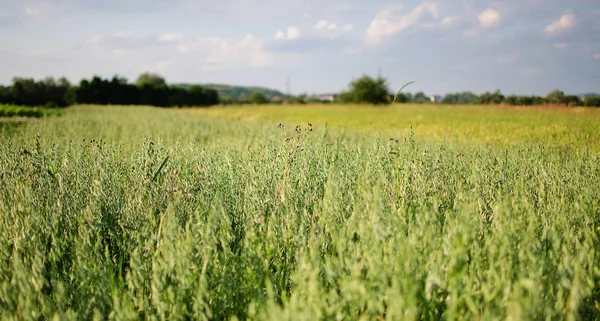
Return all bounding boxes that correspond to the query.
[0,75,220,108]
[441,92,479,104]
[74,75,219,107]
[0,104,59,118]
[339,75,391,104]
[412,91,429,103]
[175,83,285,104]
[292,95,307,104]
[545,89,566,105]
[583,96,600,107]
[0,77,71,107]
[2,72,600,108]
[0,105,598,320]
[250,91,269,104]
[477,89,505,104]
[135,72,167,89]
[392,93,408,103]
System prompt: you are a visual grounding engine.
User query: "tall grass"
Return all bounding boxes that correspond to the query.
[0,105,598,320]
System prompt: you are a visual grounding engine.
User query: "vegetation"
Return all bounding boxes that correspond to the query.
[0,104,60,118]
[338,75,392,104]
[441,92,479,104]
[194,104,600,151]
[174,83,285,104]
[0,77,72,107]
[250,91,269,105]
[0,73,220,108]
[0,105,598,320]
[3,73,599,109]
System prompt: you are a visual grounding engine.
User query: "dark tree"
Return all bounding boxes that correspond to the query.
[340,74,391,104]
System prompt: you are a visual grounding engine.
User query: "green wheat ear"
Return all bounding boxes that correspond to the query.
[393,81,415,103]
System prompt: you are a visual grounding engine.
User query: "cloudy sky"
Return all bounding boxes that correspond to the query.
[1,0,599,96]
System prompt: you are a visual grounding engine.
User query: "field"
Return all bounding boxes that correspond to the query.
[195,104,600,151]
[0,104,599,320]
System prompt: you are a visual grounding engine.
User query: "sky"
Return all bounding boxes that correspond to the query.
[1,0,599,96]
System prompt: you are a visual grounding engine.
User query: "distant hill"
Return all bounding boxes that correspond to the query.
[172,83,285,102]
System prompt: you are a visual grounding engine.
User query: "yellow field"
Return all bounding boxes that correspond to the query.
[191,104,600,150]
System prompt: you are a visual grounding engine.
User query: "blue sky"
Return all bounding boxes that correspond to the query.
[1,0,599,96]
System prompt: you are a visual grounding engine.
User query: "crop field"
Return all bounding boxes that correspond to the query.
[195,104,600,151]
[0,104,599,320]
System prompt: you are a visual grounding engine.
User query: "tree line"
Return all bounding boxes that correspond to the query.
[0,73,219,108]
[326,75,600,107]
[1,72,599,108]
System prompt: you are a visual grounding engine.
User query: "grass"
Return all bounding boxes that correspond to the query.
[192,103,600,151]
[0,104,599,320]
[0,104,63,137]
[0,104,62,119]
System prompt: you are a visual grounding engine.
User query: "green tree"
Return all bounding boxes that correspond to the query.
[249,91,268,104]
[442,91,478,104]
[582,96,600,107]
[505,95,518,105]
[293,96,307,104]
[393,93,408,103]
[413,91,427,103]
[564,95,580,106]
[478,89,504,105]
[545,89,565,105]
[135,72,167,89]
[341,74,391,104]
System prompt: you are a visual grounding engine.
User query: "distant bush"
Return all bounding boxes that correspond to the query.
[582,96,600,107]
[0,104,49,118]
[249,91,269,104]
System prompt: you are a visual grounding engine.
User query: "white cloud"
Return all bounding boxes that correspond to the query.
[196,34,271,70]
[313,19,354,38]
[314,20,330,30]
[287,26,300,40]
[315,19,337,31]
[553,42,569,49]
[275,26,300,40]
[365,2,439,46]
[112,49,126,56]
[440,16,459,28]
[158,33,183,42]
[544,13,576,35]
[478,9,501,28]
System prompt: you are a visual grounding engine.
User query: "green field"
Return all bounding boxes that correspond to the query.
[194,104,600,151]
[1,105,599,320]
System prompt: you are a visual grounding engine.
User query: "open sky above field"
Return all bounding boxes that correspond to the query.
[1,0,599,96]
